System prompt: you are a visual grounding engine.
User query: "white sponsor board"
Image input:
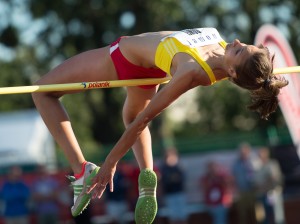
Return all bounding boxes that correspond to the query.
[0,109,56,169]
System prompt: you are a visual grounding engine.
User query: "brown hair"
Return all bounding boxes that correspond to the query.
[229,45,289,120]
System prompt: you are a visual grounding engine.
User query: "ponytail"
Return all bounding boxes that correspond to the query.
[248,75,288,120]
[230,45,289,119]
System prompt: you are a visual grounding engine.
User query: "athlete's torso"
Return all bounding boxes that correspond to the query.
[117,31,173,68]
[118,28,226,83]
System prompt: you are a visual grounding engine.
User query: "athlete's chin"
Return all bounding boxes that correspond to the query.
[225,43,231,52]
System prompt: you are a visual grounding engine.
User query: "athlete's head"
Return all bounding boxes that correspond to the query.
[225,39,288,120]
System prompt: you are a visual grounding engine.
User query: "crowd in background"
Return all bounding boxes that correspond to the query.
[0,142,286,224]
[230,143,284,224]
[158,143,284,224]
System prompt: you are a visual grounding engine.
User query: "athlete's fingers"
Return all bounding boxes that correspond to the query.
[92,183,106,199]
[87,175,99,193]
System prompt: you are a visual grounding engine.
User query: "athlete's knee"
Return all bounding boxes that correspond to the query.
[31,80,61,105]
[123,102,144,127]
[31,80,43,103]
[122,108,135,127]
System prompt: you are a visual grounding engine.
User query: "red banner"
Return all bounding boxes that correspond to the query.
[255,24,300,148]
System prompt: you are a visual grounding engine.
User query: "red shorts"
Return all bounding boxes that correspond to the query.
[110,37,166,89]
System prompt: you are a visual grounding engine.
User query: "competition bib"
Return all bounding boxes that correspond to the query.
[162,28,223,48]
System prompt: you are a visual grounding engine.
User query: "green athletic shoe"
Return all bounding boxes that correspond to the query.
[67,162,100,216]
[135,169,157,224]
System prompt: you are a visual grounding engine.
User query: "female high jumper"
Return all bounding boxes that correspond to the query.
[32,27,288,224]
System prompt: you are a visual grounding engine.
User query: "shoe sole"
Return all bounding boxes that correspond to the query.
[71,166,100,216]
[135,169,157,224]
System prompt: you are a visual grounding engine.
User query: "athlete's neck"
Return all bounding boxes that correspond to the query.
[206,53,228,80]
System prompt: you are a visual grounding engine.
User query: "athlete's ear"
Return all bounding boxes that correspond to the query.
[227,66,237,78]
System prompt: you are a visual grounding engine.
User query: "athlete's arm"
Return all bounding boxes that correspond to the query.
[88,62,205,198]
[108,63,201,160]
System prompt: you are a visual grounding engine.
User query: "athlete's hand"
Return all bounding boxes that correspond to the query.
[87,161,116,199]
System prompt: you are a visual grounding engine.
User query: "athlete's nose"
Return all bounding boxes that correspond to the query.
[233,39,241,47]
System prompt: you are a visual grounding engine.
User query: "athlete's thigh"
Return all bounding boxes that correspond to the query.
[35,46,118,85]
[123,86,159,123]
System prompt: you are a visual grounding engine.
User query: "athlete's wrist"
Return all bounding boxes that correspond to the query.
[104,153,119,167]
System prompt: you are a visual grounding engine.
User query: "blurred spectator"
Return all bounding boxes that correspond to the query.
[232,143,258,224]
[160,147,187,224]
[105,162,130,224]
[0,166,31,224]
[201,161,234,224]
[253,147,285,224]
[32,165,60,224]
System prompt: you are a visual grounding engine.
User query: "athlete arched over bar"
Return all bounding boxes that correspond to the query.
[32,27,288,223]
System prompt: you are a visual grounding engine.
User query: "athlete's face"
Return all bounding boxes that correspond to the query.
[224,39,262,78]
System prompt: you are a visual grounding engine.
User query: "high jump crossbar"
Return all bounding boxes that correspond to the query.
[0,66,299,95]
